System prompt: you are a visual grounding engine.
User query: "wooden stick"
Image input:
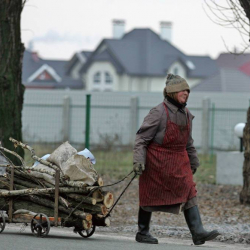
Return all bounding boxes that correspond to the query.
[0,186,99,197]
[22,195,92,221]
[6,165,56,177]
[0,147,25,167]
[9,138,62,174]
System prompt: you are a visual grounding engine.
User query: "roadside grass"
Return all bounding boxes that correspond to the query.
[24,144,216,184]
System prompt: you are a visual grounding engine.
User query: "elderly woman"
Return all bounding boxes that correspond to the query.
[133,74,220,245]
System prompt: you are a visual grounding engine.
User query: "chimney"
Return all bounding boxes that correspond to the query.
[160,21,172,43]
[32,52,40,62]
[112,20,125,39]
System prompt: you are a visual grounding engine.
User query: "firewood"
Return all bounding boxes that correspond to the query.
[6,165,56,177]
[0,186,99,197]
[0,198,66,218]
[66,193,96,205]
[82,219,92,230]
[13,184,70,209]
[82,203,108,215]
[21,195,91,220]
[95,176,104,186]
[92,215,110,227]
[92,189,104,202]
[103,191,114,209]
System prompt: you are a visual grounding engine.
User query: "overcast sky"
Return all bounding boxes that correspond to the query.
[21,0,249,60]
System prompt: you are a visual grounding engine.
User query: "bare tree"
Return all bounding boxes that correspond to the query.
[0,0,26,163]
[204,0,250,53]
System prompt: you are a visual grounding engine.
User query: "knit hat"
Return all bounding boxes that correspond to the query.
[165,74,190,93]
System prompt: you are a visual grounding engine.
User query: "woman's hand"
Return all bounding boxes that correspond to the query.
[133,163,145,175]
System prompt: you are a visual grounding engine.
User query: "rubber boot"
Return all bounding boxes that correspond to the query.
[135,207,158,244]
[184,205,220,245]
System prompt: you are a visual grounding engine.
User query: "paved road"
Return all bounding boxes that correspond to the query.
[0,224,248,250]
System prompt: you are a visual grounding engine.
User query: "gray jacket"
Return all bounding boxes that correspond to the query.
[133,98,200,172]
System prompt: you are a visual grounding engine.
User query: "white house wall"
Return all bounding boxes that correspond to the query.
[168,61,187,79]
[71,61,83,80]
[85,62,118,91]
[84,61,202,92]
[167,61,201,88]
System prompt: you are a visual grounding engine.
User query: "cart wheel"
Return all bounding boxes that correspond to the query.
[0,211,6,233]
[31,213,50,238]
[78,225,96,238]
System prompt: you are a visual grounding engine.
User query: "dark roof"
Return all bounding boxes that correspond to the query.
[216,53,250,69]
[82,51,92,59]
[187,56,219,78]
[65,50,93,75]
[81,28,218,78]
[192,68,250,92]
[22,50,83,89]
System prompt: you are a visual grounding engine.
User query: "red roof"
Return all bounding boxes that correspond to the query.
[239,61,250,76]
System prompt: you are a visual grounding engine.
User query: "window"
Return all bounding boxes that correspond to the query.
[93,72,101,84]
[105,72,113,84]
[174,67,178,75]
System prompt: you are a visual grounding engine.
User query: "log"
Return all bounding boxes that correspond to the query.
[66,193,96,205]
[92,189,104,202]
[8,165,56,177]
[7,169,46,187]
[0,197,67,218]
[92,215,110,227]
[14,184,70,209]
[82,203,108,215]
[103,191,114,209]
[21,195,92,220]
[0,186,99,197]
[82,219,92,230]
[14,178,42,189]
[68,199,107,215]
[95,176,104,186]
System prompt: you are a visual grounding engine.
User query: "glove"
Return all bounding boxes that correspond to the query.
[192,168,197,175]
[133,163,145,175]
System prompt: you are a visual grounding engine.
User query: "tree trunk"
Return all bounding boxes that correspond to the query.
[240,107,250,204]
[0,0,25,164]
[239,0,250,20]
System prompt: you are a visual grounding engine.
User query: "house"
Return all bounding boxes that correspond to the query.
[65,51,92,80]
[80,20,219,92]
[217,53,250,76]
[192,53,250,92]
[22,50,83,89]
[191,68,250,92]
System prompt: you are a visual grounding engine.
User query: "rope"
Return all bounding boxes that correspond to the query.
[105,172,137,218]
[65,171,137,220]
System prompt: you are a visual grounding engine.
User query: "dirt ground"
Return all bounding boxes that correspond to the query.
[105,178,250,227]
[100,177,250,244]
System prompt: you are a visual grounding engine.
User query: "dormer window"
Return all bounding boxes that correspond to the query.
[105,72,113,84]
[93,72,101,84]
[174,67,178,75]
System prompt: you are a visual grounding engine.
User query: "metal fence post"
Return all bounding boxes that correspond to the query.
[62,96,70,142]
[201,97,211,155]
[130,96,139,145]
[210,103,215,160]
[85,94,91,149]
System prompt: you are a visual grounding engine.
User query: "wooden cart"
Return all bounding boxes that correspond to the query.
[0,165,98,238]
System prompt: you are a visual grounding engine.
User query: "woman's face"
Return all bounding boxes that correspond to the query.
[176,90,189,104]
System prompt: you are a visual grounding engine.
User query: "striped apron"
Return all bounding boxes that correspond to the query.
[139,103,197,206]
